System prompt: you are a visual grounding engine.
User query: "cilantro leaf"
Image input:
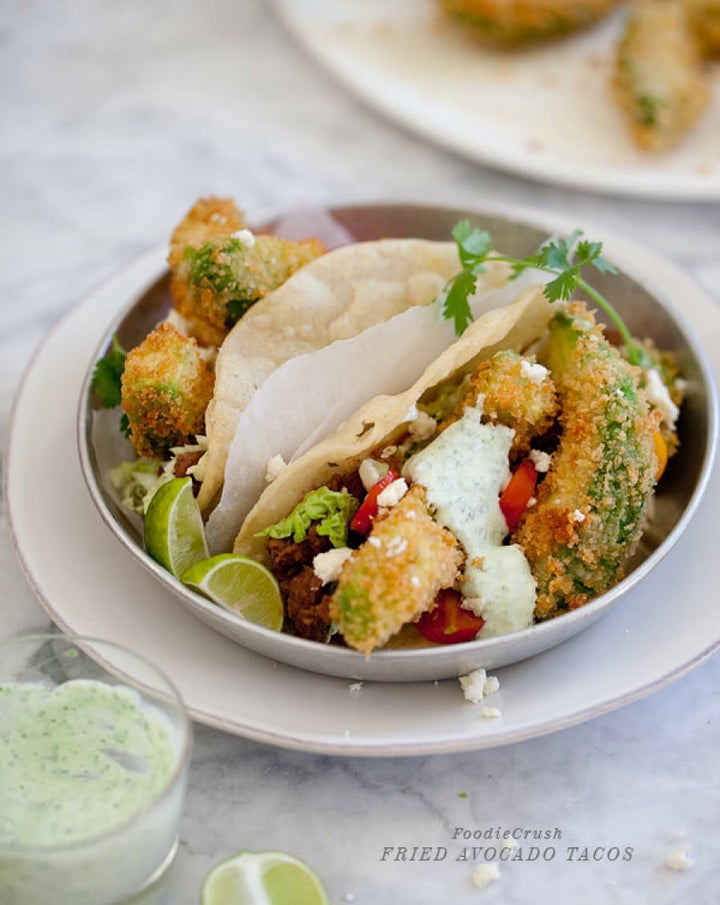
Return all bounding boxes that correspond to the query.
[453,220,492,269]
[91,335,127,408]
[544,268,579,303]
[439,269,477,336]
[438,222,644,366]
[436,222,495,335]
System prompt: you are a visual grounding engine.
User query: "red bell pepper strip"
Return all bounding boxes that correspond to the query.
[416,588,485,645]
[499,459,538,534]
[350,469,398,535]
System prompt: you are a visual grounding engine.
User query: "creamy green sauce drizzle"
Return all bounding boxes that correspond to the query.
[404,403,536,638]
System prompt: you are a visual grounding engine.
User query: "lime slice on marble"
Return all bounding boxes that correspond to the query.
[200,850,329,905]
[182,554,283,631]
[143,477,208,578]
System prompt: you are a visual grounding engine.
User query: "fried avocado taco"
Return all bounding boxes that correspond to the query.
[234,288,672,656]
[102,197,509,516]
[198,234,506,513]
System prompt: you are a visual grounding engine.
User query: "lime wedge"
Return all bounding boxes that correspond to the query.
[201,850,329,905]
[182,554,283,631]
[143,477,208,578]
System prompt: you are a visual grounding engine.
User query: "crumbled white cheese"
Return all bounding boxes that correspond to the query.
[520,359,549,384]
[529,449,552,473]
[358,458,389,491]
[409,410,437,442]
[460,669,488,703]
[313,547,353,584]
[471,863,500,889]
[231,228,256,248]
[572,509,586,523]
[527,497,537,508]
[348,682,363,698]
[265,454,288,483]
[463,596,484,616]
[376,478,408,508]
[459,668,501,704]
[379,445,397,459]
[481,706,502,719]
[645,367,679,430]
[665,845,694,872]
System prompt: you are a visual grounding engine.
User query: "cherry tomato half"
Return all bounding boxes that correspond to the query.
[350,469,398,535]
[416,588,485,645]
[499,459,538,534]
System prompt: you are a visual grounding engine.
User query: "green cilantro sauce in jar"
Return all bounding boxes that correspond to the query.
[0,637,190,905]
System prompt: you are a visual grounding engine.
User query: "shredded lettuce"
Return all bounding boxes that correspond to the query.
[256,486,359,548]
[110,459,169,514]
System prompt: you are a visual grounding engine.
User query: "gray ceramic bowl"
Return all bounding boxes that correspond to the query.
[78,203,717,681]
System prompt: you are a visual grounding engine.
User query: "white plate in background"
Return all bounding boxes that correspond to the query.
[273,0,720,200]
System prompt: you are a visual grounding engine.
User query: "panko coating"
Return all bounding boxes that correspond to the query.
[514,305,659,621]
[167,196,246,272]
[613,0,710,152]
[439,0,621,45]
[441,350,559,457]
[121,322,215,459]
[330,485,462,655]
[170,233,326,347]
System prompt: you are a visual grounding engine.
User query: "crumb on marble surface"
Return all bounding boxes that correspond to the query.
[665,844,694,871]
[471,862,500,889]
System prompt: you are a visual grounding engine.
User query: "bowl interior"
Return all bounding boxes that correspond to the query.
[79,203,716,682]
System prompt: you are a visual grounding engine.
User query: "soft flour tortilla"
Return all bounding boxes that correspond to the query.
[198,239,508,511]
[233,285,556,563]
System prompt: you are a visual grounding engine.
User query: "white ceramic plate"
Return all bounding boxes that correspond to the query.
[272,0,720,200]
[6,203,720,755]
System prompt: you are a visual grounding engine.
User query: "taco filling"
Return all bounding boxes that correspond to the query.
[247,301,680,656]
[94,207,684,657]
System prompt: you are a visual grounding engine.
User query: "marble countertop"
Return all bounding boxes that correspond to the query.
[2,1,719,902]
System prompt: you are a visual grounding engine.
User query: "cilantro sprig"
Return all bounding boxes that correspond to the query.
[91,335,131,437]
[438,221,648,367]
[91,335,127,408]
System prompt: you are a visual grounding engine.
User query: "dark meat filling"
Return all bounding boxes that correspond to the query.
[267,526,334,643]
[265,470,365,643]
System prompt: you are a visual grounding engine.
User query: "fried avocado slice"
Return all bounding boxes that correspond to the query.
[613,0,710,152]
[167,196,247,272]
[439,0,620,45]
[121,322,214,459]
[330,486,462,655]
[514,305,659,621]
[170,233,325,347]
[441,350,558,457]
